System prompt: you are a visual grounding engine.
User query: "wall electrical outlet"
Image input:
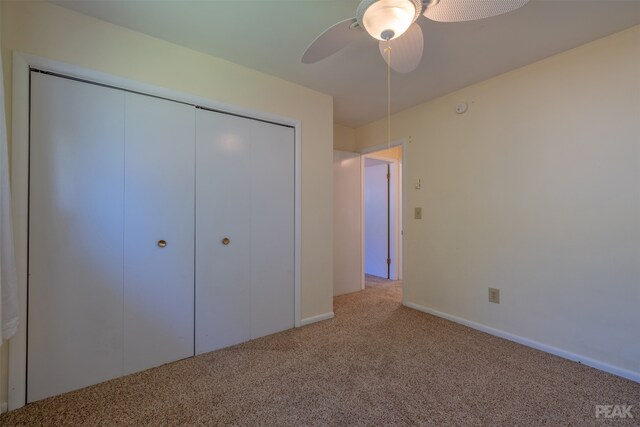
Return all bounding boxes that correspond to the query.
[488,288,500,304]
[414,207,422,220]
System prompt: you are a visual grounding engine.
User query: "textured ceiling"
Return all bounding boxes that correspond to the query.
[50,0,640,127]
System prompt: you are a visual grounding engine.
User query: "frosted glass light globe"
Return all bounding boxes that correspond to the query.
[357,0,421,41]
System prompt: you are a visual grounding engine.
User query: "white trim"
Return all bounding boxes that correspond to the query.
[18,53,297,127]
[395,159,403,281]
[8,51,303,410]
[362,153,394,163]
[359,139,405,155]
[294,121,302,329]
[399,139,407,305]
[404,302,640,384]
[8,52,29,411]
[0,402,7,414]
[300,312,335,326]
[359,157,366,291]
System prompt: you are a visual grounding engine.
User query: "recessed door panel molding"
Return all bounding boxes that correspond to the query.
[123,93,196,374]
[28,72,126,402]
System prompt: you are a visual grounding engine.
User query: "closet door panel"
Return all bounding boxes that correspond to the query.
[195,109,252,354]
[123,93,195,374]
[250,123,295,339]
[28,73,125,402]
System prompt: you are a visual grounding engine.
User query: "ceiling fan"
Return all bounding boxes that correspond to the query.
[302,0,531,73]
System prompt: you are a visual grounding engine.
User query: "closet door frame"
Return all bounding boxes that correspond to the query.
[8,52,302,411]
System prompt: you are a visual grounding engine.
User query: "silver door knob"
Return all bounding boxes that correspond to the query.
[157,240,167,248]
[222,237,230,245]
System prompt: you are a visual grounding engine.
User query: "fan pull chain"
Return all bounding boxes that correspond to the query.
[386,44,391,151]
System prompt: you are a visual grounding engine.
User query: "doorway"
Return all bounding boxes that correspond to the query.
[362,145,402,285]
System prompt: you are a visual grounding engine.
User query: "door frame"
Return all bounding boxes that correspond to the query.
[362,157,393,280]
[360,140,407,296]
[8,52,302,410]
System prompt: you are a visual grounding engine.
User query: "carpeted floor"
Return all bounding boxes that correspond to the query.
[364,274,401,287]
[2,282,639,426]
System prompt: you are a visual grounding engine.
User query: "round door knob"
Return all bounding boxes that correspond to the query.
[222,237,230,246]
[157,240,167,248]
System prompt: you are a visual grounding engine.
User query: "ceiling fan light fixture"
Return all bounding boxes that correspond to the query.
[357,0,422,41]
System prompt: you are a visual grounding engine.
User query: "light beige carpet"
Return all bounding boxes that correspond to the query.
[364,274,400,287]
[2,283,638,426]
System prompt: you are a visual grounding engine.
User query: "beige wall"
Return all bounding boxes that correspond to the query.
[356,26,640,376]
[333,123,357,152]
[0,0,334,405]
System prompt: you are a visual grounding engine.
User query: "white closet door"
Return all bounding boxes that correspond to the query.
[28,73,125,402]
[249,121,295,339]
[195,110,252,354]
[195,109,294,354]
[123,93,195,374]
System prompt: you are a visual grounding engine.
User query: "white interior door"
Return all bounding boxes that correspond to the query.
[195,109,294,354]
[364,160,390,278]
[28,72,125,402]
[123,93,195,374]
[333,151,363,296]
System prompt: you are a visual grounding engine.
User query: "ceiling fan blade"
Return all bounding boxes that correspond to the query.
[378,23,424,74]
[302,18,363,64]
[423,0,530,22]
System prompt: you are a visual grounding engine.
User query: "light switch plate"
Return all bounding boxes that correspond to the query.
[414,207,422,220]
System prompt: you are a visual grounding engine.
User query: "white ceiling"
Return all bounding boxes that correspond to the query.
[50,0,640,127]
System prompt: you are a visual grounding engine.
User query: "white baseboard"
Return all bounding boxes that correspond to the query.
[404,302,640,383]
[1,401,7,414]
[300,312,334,326]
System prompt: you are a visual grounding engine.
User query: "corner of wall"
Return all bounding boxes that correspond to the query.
[333,123,357,152]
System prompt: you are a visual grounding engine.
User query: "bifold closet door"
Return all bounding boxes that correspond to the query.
[28,74,196,402]
[195,109,295,355]
[248,120,295,339]
[28,70,290,401]
[123,93,195,374]
[28,73,125,402]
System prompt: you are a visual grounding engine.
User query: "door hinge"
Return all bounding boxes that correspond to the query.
[387,172,390,180]
[387,258,391,265]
